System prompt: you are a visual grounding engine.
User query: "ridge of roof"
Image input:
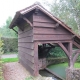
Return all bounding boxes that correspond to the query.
[18,2,41,13]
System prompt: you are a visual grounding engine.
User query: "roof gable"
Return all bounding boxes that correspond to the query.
[9,2,80,43]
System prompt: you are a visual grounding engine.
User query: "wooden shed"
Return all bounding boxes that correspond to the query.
[9,3,80,76]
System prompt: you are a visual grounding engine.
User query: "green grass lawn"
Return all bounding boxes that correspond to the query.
[48,62,80,79]
[2,57,18,63]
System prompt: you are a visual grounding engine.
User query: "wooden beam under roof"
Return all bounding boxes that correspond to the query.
[73,41,80,49]
[23,17,33,27]
[58,42,69,57]
[12,28,18,34]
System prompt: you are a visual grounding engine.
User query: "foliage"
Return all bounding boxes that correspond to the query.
[45,0,80,34]
[2,57,18,63]
[4,52,18,54]
[0,35,4,80]
[49,47,66,58]
[76,55,80,62]
[0,17,18,38]
[1,37,18,53]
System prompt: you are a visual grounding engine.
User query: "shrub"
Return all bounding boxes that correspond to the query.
[49,47,66,58]
[0,35,4,80]
[1,37,18,53]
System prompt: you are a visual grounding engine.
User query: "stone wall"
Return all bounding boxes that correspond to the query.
[66,68,80,80]
[47,57,68,66]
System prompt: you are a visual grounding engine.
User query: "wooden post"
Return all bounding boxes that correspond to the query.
[58,42,73,68]
[34,42,39,76]
[68,42,73,68]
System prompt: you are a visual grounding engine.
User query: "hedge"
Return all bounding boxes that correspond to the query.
[48,47,66,58]
[1,37,18,53]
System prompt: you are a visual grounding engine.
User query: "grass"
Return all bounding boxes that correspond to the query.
[25,76,34,80]
[2,57,18,63]
[74,63,80,68]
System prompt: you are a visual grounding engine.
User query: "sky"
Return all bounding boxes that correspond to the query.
[0,0,53,27]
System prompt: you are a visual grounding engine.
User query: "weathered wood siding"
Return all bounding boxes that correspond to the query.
[33,11,73,42]
[18,22,35,75]
[17,10,74,75]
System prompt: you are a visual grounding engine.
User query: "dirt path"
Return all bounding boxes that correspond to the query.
[3,62,54,80]
[3,62,31,80]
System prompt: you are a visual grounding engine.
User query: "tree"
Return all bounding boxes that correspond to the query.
[0,17,18,38]
[46,0,80,34]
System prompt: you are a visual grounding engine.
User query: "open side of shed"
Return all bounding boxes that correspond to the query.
[9,3,80,76]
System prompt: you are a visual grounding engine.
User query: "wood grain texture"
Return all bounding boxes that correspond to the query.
[18,21,34,75]
[33,21,55,27]
[34,42,39,76]
[18,29,33,38]
[18,36,33,42]
[33,14,55,23]
[18,50,34,63]
[18,46,34,56]
[19,54,34,70]
[18,42,34,49]
[18,25,32,34]
[34,34,72,41]
[19,59,34,75]
[33,27,71,35]
[73,41,80,49]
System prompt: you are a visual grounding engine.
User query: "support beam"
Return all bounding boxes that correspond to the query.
[73,50,80,65]
[72,49,79,53]
[73,41,80,49]
[73,53,80,65]
[68,42,73,68]
[68,42,73,55]
[23,17,33,27]
[34,42,39,76]
[73,49,80,53]
[58,42,69,57]
[12,28,18,34]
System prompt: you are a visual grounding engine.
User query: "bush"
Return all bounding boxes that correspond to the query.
[49,47,66,58]
[1,37,18,53]
[0,35,4,80]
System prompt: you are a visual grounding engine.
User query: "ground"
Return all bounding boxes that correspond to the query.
[2,54,58,80]
[3,62,30,80]
[3,62,54,80]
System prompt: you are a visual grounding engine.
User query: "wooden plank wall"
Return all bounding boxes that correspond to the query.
[18,24,35,75]
[33,11,73,42]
